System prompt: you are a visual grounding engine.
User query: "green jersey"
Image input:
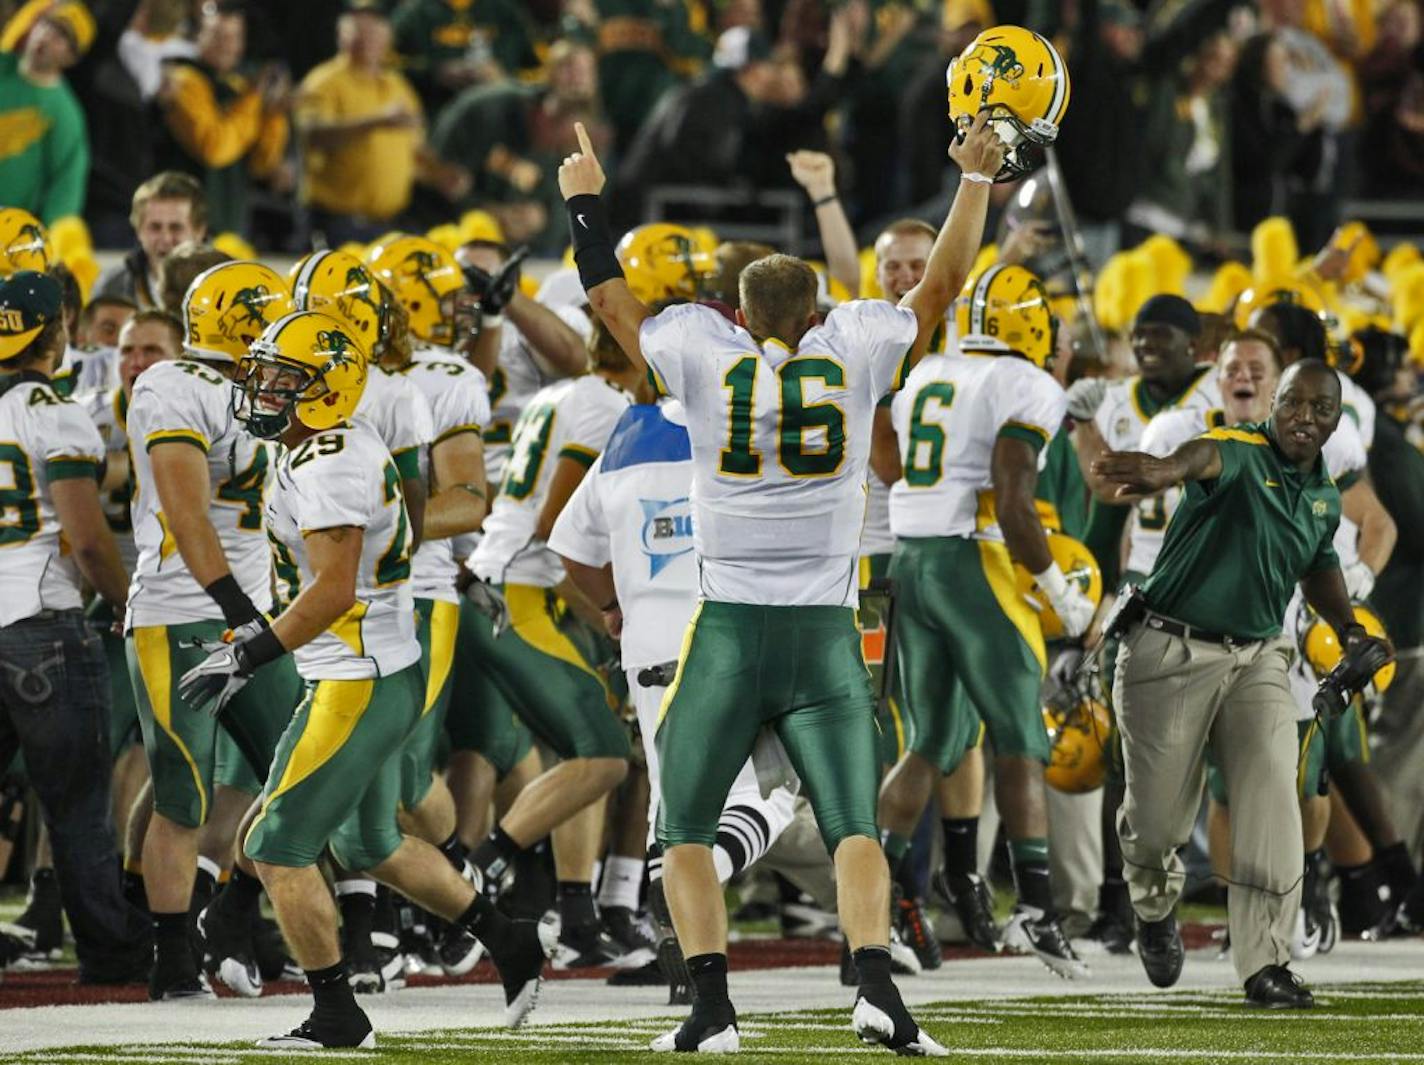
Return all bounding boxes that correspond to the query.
[0,53,87,222]
[1141,422,1341,640]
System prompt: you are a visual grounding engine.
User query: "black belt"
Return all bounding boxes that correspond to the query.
[1141,612,1260,650]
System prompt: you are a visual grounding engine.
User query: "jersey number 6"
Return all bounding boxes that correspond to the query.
[719,355,846,479]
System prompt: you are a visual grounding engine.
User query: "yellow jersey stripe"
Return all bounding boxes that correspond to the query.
[145,429,210,453]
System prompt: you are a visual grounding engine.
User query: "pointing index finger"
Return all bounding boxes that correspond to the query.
[575,121,595,159]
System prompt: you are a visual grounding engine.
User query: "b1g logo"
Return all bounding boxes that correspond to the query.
[639,496,693,578]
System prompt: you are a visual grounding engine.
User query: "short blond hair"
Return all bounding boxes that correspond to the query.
[131,171,207,232]
[739,254,818,345]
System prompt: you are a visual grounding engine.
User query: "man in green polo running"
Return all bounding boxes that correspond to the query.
[1092,359,1386,1010]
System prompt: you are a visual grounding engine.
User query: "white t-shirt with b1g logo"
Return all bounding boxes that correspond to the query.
[548,401,697,670]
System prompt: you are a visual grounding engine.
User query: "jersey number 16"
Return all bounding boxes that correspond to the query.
[719,355,846,479]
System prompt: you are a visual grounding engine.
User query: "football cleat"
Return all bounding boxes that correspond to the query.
[606,956,666,986]
[1002,907,1089,979]
[10,869,63,961]
[892,888,942,971]
[781,897,840,940]
[256,1009,375,1050]
[1073,908,1135,956]
[495,918,558,1029]
[437,925,485,978]
[148,966,215,1001]
[603,906,656,955]
[938,871,1002,953]
[852,984,947,1057]
[553,922,630,970]
[197,903,263,998]
[650,998,739,1053]
[887,931,923,977]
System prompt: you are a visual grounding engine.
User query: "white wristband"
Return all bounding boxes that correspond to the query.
[1033,562,1069,601]
[482,314,505,328]
[961,171,995,185]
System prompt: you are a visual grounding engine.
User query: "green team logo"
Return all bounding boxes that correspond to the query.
[963,43,1025,103]
[337,265,384,335]
[217,285,279,344]
[400,249,445,301]
[318,327,360,371]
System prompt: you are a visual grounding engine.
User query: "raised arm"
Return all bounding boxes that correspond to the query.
[898,112,1005,363]
[788,151,860,299]
[558,122,652,373]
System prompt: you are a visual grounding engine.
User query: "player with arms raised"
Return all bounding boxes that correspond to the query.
[558,106,1003,1052]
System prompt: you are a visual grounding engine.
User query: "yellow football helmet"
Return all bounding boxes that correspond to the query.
[616,223,715,304]
[946,25,1070,181]
[364,234,464,346]
[292,249,397,358]
[0,208,52,276]
[234,311,368,439]
[1299,603,1396,695]
[1232,275,1326,329]
[956,262,1057,368]
[1043,694,1112,793]
[1015,533,1102,640]
[183,261,295,363]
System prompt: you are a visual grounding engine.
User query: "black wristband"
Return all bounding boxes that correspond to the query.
[234,626,286,674]
[566,193,624,292]
[812,193,838,208]
[205,574,260,629]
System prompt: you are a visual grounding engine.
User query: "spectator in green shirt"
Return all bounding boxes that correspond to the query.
[392,0,538,114]
[0,1,91,223]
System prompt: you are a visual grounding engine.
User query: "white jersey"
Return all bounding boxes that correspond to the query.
[641,300,917,608]
[1130,408,1369,579]
[353,363,433,477]
[0,374,106,626]
[125,360,274,628]
[1093,365,1222,453]
[889,351,1066,542]
[401,349,490,602]
[471,374,631,587]
[548,401,697,669]
[264,422,420,680]
[1338,370,1375,449]
[79,386,138,572]
[57,344,117,395]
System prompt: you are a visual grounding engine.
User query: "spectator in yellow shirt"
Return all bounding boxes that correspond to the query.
[153,0,290,238]
[296,0,469,246]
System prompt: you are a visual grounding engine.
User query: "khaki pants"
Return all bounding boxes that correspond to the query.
[1114,622,1302,983]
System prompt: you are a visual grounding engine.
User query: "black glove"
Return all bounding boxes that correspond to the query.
[1312,633,1394,720]
[461,245,530,317]
[464,578,511,638]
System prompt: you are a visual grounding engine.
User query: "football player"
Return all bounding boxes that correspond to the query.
[558,112,1004,1054]
[878,263,1091,979]
[465,314,641,968]
[124,261,304,1000]
[182,311,553,1050]
[549,396,799,1000]
[0,271,150,984]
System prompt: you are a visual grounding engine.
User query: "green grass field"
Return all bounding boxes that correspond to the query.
[14,980,1424,1064]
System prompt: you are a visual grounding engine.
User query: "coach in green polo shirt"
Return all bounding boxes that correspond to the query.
[1092,359,1369,1011]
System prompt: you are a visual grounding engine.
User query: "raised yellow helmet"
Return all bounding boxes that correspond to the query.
[1300,603,1395,695]
[364,234,464,346]
[0,208,52,276]
[292,249,395,357]
[234,311,368,439]
[1015,533,1102,640]
[183,261,296,363]
[615,223,715,304]
[956,262,1057,368]
[1042,695,1112,793]
[946,25,1070,181]
[1233,275,1326,329]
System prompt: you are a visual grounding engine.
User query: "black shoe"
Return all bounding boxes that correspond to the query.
[1244,964,1314,1009]
[893,886,942,971]
[488,919,557,1028]
[602,905,656,956]
[606,956,665,986]
[197,902,262,997]
[437,925,485,977]
[148,958,214,1001]
[938,871,1001,952]
[1136,913,1184,989]
[650,998,739,1052]
[252,915,295,983]
[1,926,33,967]
[344,907,402,994]
[553,921,628,970]
[851,979,947,1056]
[256,1007,375,1049]
[14,868,63,959]
[1002,907,1089,979]
[645,878,691,1005]
[1076,908,1135,955]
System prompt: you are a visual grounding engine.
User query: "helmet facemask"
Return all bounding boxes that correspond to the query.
[233,348,327,439]
[953,104,1056,182]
